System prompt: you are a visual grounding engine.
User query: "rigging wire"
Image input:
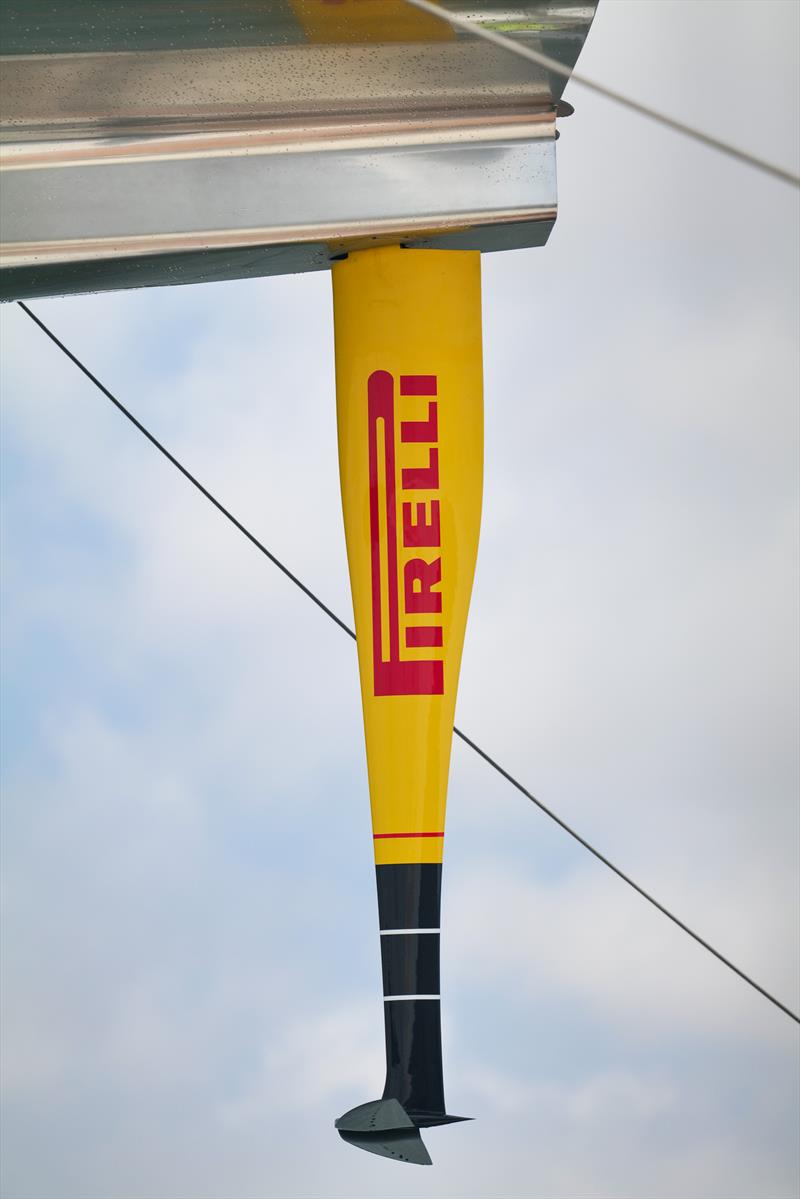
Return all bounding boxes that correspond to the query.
[405,0,800,190]
[16,299,799,1026]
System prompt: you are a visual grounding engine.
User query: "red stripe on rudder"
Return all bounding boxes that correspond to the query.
[373,831,445,839]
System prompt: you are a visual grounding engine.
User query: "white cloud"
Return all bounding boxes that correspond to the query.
[2,3,799,1198]
[446,860,799,1046]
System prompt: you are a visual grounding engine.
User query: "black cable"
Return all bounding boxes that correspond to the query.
[454,728,800,1025]
[17,303,354,643]
[16,299,800,1027]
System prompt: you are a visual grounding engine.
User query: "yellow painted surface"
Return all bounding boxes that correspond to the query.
[333,246,483,865]
[292,0,452,44]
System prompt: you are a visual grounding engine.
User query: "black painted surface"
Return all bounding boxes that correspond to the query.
[382,999,445,1121]
[374,863,446,1119]
[375,863,441,931]
[380,933,440,997]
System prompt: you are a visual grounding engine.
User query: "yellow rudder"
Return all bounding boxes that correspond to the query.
[332,245,483,866]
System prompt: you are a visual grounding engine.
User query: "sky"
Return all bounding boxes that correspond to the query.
[1,3,799,1198]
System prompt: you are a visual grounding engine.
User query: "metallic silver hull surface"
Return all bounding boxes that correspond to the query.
[0,2,598,299]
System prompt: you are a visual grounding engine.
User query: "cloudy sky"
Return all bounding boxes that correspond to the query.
[1,3,798,1198]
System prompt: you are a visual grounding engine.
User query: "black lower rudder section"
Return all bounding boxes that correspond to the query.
[375,862,442,931]
[382,997,445,1121]
[377,864,445,1121]
[336,863,471,1164]
[380,930,440,996]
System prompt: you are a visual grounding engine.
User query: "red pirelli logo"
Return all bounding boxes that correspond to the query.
[368,370,444,696]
